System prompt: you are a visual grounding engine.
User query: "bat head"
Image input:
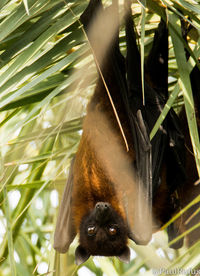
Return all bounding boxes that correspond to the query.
[75,202,131,265]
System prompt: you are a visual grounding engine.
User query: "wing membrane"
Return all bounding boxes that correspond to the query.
[54,158,76,253]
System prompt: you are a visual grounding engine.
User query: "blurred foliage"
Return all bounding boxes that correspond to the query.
[0,0,199,275]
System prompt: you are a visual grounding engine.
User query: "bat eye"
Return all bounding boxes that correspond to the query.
[108,227,117,236]
[87,226,96,236]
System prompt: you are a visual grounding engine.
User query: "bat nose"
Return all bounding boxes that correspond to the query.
[95,202,111,223]
[95,202,110,211]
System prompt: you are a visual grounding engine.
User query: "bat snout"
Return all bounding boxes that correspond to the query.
[95,202,111,211]
[95,202,111,222]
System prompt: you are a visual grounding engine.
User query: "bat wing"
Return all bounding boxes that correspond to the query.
[142,18,169,193]
[54,158,76,253]
[166,110,185,193]
[124,2,184,245]
[127,109,152,244]
[146,18,185,248]
[80,0,103,32]
[146,19,168,100]
[124,1,165,242]
[146,18,185,193]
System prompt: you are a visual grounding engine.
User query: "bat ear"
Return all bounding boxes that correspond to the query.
[117,246,130,263]
[75,245,90,265]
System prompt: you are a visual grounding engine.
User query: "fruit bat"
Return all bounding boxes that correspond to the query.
[177,63,200,247]
[157,19,200,249]
[54,0,185,264]
[175,19,200,247]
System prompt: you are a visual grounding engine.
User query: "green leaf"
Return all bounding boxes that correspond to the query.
[0,4,85,89]
[150,83,180,140]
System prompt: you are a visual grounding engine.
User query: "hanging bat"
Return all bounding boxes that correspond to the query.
[122,0,185,248]
[174,19,200,247]
[54,0,185,264]
[177,63,200,247]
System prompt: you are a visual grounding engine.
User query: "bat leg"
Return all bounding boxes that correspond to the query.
[54,158,76,253]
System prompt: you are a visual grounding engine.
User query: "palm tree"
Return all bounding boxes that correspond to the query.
[0,0,199,275]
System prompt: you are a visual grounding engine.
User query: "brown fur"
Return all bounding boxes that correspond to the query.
[72,78,137,233]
